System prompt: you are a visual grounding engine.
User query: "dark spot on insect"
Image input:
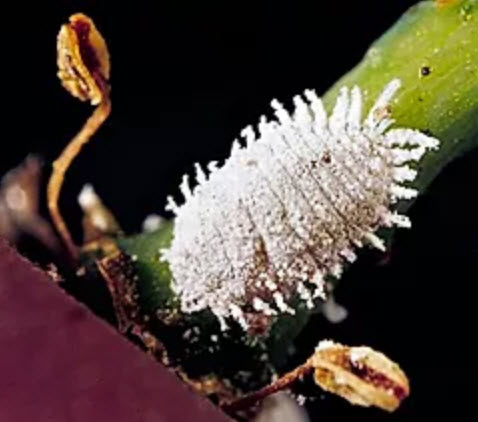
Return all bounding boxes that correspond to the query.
[246,159,258,166]
[373,105,391,120]
[420,66,431,77]
[310,160,318,169]
[321,152,332,164]
[422,129,434,137]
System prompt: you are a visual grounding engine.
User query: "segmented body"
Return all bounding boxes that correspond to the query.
[162,80,439,331]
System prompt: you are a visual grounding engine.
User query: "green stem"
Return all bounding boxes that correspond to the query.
[119,0,478,313]
[323,0,478,209]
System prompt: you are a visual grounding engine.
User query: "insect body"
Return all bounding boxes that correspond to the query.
[163,80,439,332]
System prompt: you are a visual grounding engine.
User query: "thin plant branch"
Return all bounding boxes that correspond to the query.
[47,94,110,261]
[222,361,313,414]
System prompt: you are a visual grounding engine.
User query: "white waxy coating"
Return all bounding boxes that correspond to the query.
[162,79,439,331]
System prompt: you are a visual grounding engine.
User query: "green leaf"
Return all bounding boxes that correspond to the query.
[117,221,176,313]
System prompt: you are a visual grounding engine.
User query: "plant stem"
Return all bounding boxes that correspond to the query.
[48,96,111,262]
[222,361,313,414]
[119,1,478,311]
[323,0,478,209]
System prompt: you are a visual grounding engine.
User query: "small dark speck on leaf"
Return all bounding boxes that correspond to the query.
[420,66,431,77]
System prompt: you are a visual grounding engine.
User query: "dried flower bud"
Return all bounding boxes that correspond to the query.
[57,13,110,105]
[311,341,409,412]
[222,339,409,415]
[163,79,439,331]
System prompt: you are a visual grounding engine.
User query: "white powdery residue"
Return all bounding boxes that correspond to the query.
[253,297,278,316]
[273,291,295,315]
[322,295,348,324]
[297,282,314,309]
[393,166,417,183]
[296,395,307,406]
[265,278,278,292]
[364,79,401,132]
[310,271,326,297]
[363,232,386,252]
[349,347,371,366]
[315,339,337,352]
[229,303,249,331]
[163,79,440,331]
[142,214,164,232]
[340,248,357,263]
[382,211,411,229]
[77,184,110,231]
[78,184,99,210]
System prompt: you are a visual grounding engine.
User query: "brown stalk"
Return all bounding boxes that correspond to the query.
[221,362,313,414]
[48,14,111,263]
[48,94,110,261]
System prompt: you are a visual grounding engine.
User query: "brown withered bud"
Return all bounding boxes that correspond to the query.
[311,341,410,412]
[57,13,110,105]
[223,340,409,416]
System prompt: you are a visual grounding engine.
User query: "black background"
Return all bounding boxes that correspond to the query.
[2,1,478,420]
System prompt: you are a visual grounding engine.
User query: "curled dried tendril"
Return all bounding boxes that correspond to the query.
[48,14,111,263]
[223,341,409,415]
[57,13,110,105]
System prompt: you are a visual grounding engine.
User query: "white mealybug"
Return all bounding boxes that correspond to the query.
[162,79,439,332]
